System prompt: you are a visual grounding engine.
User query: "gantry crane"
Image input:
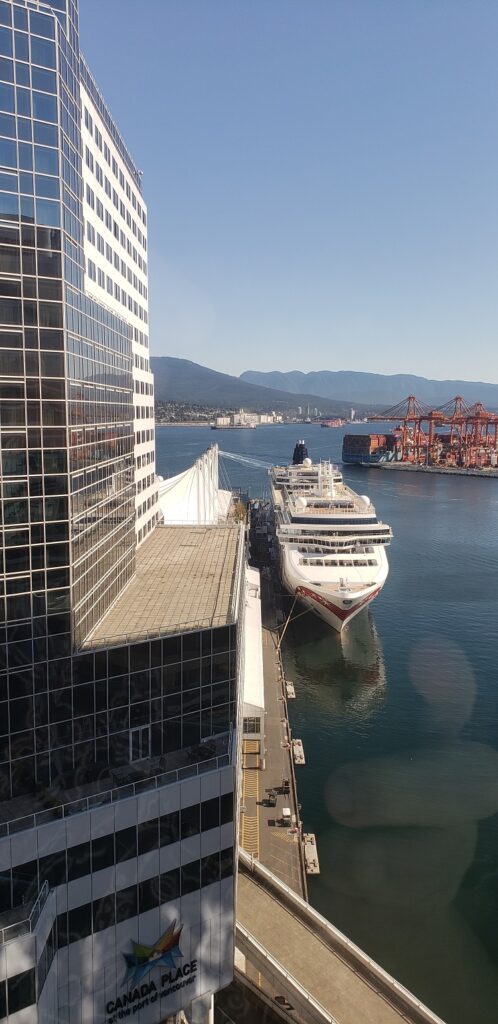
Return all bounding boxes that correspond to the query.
[369,395,498,467]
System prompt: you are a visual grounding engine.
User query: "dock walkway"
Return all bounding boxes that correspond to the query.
[237,856,444,1024]
[239,564,306,896]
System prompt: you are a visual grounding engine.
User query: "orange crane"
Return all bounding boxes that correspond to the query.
[437,397,498,466]
[369,395,436,462]
[370,395,498,467]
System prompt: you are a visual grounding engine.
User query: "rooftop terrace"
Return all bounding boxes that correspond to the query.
[85,524,243,649]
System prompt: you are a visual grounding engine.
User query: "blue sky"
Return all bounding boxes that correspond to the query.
[80,1,498,382]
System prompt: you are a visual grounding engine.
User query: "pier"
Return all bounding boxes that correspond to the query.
[367,461,498,478]
[239,556,307,896]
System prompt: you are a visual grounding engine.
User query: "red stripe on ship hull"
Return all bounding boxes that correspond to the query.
[295,586,381,622]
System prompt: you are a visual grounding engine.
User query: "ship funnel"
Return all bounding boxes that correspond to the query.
[292,440,309,465]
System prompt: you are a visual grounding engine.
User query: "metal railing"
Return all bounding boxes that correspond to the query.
[0,752,231,840]
[82,614,237,650]
[230,524,246,624]
[0,881,49,946]
[236,923,336,1024]
[239,850,445,1024]
[82,522,245,649]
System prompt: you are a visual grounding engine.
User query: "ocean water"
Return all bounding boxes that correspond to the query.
[156,423,498,1024]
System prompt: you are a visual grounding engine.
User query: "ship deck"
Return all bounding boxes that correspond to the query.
[288,503,372,516]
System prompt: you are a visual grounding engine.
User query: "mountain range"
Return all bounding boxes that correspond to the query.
[240,369,498,408]
[151,357,498,412]
[150,358,368,414]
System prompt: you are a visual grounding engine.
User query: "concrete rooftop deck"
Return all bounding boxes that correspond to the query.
[85,524,242,647]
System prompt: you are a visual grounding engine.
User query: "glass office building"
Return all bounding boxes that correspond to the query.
[0,3,244,1022]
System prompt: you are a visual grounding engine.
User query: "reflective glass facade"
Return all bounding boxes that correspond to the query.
[0,0,135,799]
[0,5,240,1021]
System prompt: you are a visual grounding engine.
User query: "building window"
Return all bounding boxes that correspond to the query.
[243,716,261,735]
[129,724,150,762]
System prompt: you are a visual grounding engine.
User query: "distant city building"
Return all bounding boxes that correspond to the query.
[0,3,241,1023]
[212,409,282,428]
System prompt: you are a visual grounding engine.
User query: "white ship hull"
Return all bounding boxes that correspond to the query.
[280,545,389,632]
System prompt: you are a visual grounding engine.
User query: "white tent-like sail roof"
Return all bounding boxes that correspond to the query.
[158,444,232,525]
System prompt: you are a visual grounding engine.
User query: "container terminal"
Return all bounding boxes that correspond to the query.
[342,394,498,475]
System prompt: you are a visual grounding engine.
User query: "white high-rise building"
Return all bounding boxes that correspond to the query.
[80,63,158,544]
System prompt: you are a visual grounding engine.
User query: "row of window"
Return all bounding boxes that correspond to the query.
[0,846,234,1020]
[83,103,146,225]
[136,450,155,470]
[133,325,148,350]
[0,3,56,41]
[57,845,234,940]
[137,473,155,495]
[2,629,232,690]
[84,187,147,272]
[138,494,157,519]
[0,187,60,227]
[84,145,146,248]
[137,514,158,544]
[0,25,56,72]
[300,558,378,567]
[136,428,154,446]
[86,221,147,297]
[65,279,134,358]
[0,705,235,798]
[1,793,233,913]
[134,352,150,372]
[134,405,154,421]
[6,625,234,685]
[80,56,140,188]
[2,665,234,731]
[86,257,147,324]
[134,379,153,395]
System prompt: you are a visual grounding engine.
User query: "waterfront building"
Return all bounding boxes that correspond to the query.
[242,568,264,754]
[0,3,243,1022]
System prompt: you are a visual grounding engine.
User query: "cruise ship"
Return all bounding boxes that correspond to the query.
[270,442,393,631]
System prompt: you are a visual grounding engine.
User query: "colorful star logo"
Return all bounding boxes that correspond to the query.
[122,921,184,986]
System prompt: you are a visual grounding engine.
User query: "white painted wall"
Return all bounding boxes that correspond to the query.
[80,84,159,545]
[1,769,235,1024]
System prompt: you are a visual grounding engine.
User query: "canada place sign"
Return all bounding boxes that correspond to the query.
[105,921,198,1022]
